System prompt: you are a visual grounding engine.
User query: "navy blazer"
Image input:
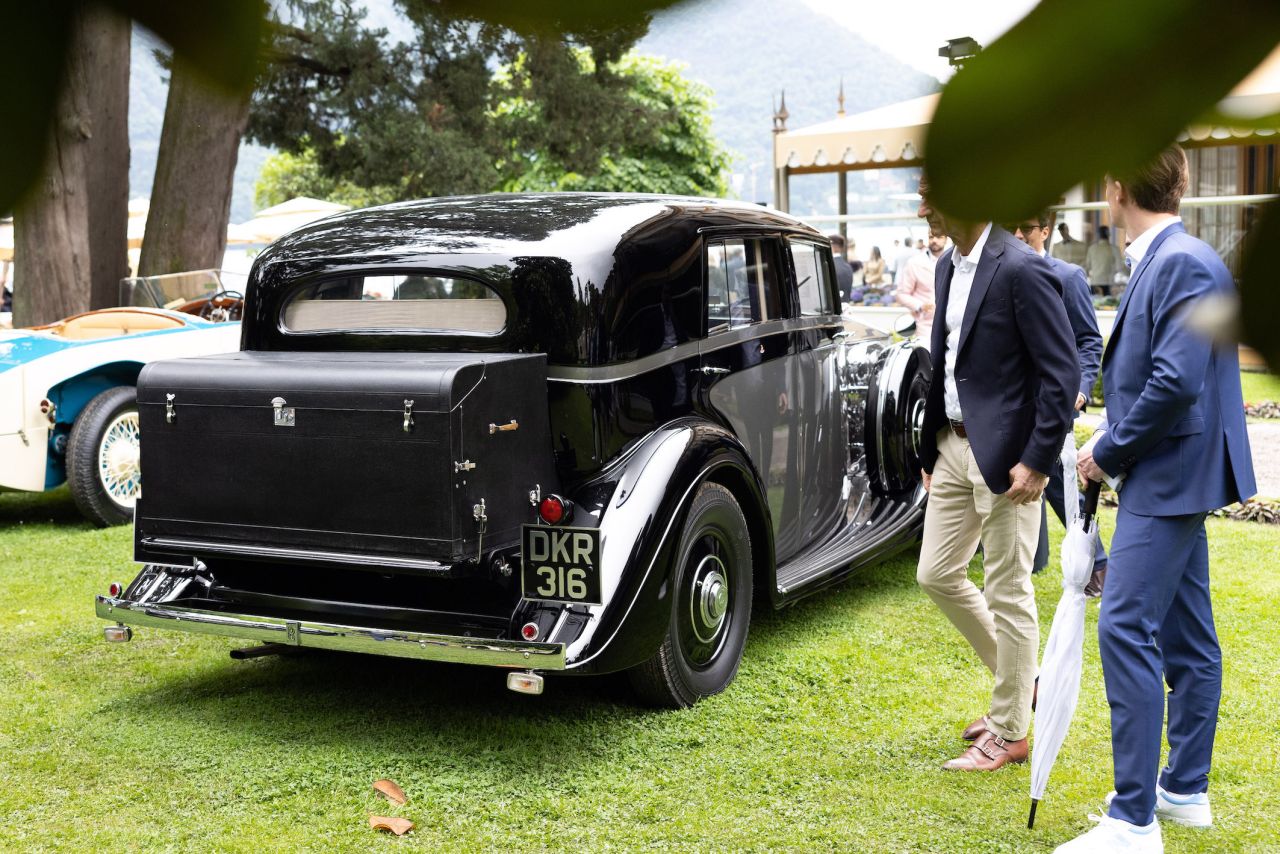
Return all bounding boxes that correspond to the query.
[1093,223,1255,515]
[1045,254,1103,401]
[920,227,1080,493]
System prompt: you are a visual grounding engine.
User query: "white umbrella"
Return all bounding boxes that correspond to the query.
[237,197,350,244]
[1028,435,1103,828]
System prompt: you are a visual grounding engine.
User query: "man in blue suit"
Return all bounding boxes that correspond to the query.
[1009,213,1109,590]
[1058,145,1256,854]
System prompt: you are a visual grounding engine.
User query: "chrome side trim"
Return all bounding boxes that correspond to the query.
[140,537,452,573]
[95,596,566,669]
[545,315,842,384]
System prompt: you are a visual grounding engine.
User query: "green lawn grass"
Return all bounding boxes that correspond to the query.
[1240,372,1280,405]
[2,487,1278,851]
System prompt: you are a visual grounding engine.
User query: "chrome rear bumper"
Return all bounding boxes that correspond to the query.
[95,596,566,670]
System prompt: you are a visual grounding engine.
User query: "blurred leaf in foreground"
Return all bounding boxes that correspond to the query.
[2,3,73,211]
[1240,202,1280,371]
[430,0,681,33]
[1,0,266,214]
[925,0,1280,222]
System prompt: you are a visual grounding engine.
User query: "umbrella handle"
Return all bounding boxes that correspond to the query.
[1028,798,1039,829]
[1082,480,1102,527]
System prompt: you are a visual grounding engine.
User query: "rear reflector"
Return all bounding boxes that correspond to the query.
[521,622,540,641]
[104,625,132,643]
[108,582,123,598]
[506,671,544,695]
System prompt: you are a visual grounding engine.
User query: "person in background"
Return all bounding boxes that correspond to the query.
[1010,212,1108,593]
[1060,145,1256,854]
[1087,224,1125,295]
[893,233,919,280]
[916,238,926,251]
[864,246,888,285]
[914,172,1079,773]
[1052,222,1088,266]
[895,226,946,344]
[828,233,854,303]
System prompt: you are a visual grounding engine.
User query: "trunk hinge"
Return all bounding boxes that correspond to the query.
[165,393,176,424]
[454,459,476,473]
[403,399,415,433]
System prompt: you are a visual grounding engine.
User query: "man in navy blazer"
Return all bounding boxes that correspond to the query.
[914,175,1079,772]
[1008,214,1109,587]
[1059,146,1256,854]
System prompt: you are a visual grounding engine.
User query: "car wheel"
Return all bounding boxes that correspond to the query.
[628,481,753,708]
[66,386,141,527]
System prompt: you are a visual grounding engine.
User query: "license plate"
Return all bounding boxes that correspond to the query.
[521,524,602,605]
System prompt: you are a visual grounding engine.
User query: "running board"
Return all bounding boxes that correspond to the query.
[774,490,925,599]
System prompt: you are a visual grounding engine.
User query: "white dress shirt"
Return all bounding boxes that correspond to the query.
[943,223,993,420]
[1124,216,1182,269]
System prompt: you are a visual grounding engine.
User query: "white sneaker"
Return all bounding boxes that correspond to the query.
[1054,814,1163,853]
[1104,785,1213,828]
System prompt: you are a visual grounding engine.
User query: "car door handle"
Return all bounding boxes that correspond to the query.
[696,366,730,376]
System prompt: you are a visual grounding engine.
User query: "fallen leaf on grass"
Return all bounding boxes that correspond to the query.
[373,778,408,805]
[369,815,414,836]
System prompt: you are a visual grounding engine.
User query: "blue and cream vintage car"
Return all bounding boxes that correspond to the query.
[96,194,930,707]
[1,305,240,525]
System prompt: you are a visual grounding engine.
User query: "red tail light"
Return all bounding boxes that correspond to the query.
[538,495,573,525]
[521,622,540,641]
[108,582,123,598]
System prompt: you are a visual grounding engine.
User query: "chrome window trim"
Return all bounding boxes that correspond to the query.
[545,315,842,384]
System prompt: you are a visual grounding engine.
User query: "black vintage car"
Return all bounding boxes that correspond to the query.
[96,193,930,707]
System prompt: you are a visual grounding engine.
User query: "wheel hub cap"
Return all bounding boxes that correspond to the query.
[691,557,729,644]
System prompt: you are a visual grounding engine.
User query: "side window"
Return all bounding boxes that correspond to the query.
[706,242,730,333]
[707,237,782,333]
[791,240,833,316]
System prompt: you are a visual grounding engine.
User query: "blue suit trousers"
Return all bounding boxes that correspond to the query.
[1099,506,1221,825]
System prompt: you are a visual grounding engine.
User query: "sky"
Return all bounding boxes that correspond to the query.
[798,0,1041,81]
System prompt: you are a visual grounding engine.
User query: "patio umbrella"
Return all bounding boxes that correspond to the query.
[1028,434,1103,829]
[237,197,350,244]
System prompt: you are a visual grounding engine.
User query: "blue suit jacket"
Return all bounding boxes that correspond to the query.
[1045,255,1103,401]
[920,227,1080,493]
[1093,223,1255,515]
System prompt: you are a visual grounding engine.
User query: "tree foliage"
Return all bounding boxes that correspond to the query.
[249,1,731,205]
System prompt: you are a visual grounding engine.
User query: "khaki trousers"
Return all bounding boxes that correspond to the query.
[917,427,1040,741]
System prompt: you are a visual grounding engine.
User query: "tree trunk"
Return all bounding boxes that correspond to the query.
[83,6,131,309]
[13,10,93,328]
[139,59,250,277]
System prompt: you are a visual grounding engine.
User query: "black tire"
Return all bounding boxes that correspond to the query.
[866,345,931,496]
[628,481,753,708]
[66,386,140,527]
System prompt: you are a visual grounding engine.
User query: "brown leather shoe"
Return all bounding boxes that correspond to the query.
[962,715,989,741]
[1084,564,1107,599]
[942,731,1029,771]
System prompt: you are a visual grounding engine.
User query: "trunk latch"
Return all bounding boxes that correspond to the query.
[271,397,295,427]
[403,399,415,433]
[454,460,476,473]
[165,393,176,424]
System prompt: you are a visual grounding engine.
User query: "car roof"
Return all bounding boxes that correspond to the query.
[255,193,821,265]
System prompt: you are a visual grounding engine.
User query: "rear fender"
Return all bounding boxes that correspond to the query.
[42,363,143,489]
[551,418,772,675]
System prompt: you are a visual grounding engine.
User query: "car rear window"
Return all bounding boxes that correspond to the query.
[282,274,506,335]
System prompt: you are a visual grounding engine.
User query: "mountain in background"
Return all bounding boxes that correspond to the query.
[638,0,938,213]
[126,0,936,223]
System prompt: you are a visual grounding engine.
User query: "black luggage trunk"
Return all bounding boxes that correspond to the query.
[134,351,557,570]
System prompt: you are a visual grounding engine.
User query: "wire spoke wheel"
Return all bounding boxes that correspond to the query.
[97,411,142,508]
[67,386,141,527]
